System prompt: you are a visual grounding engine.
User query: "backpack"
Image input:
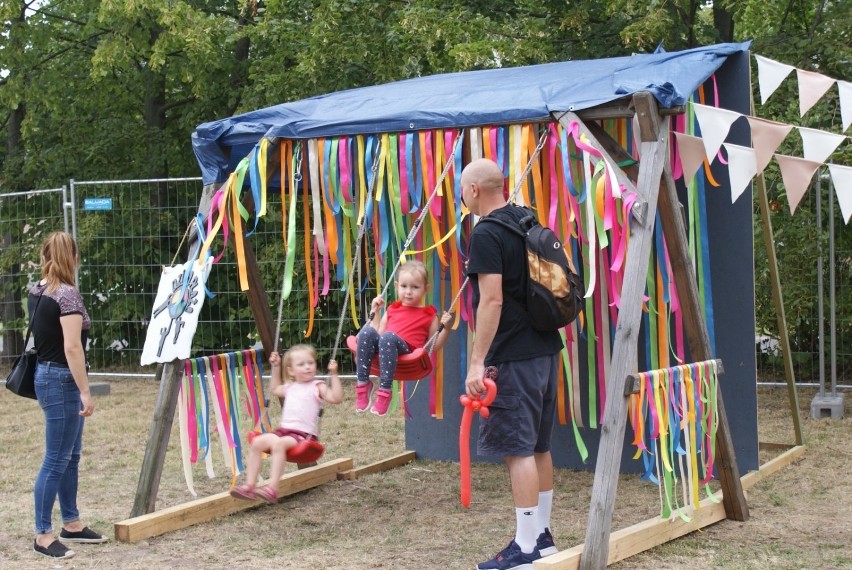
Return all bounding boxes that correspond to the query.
[479,208,583,331]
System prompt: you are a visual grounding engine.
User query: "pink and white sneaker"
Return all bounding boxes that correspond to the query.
[370,388,392,416]
[355,382,374,412]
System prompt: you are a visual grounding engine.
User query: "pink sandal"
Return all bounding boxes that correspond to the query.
[229,484,256,501]
[256,485,278,504]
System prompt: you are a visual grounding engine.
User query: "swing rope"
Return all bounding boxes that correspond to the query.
[420,128,549,355]
[329,139,383,362]
[273,143,303,355]
[369,130,466,319]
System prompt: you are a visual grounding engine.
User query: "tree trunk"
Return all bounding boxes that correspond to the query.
[714,3,735,43]
[2,104,27,358]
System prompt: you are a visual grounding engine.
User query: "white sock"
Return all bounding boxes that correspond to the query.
[515,506,539,553]
[538,490,553,535]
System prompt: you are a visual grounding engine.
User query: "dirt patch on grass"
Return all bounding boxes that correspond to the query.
[0,380,849,569]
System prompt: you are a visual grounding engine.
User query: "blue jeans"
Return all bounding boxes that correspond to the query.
[34,362,84,535]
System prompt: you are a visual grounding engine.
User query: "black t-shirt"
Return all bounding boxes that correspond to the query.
[27,282,90,365]
[467,204,563,364]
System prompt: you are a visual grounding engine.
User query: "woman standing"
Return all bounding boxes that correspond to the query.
[29,232,107,560]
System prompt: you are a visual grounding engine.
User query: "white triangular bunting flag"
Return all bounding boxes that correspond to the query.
[838,81,852,132]
[828,164,852,224]
[723,144,757,204]
[774,154,821,215]
[747,116,794,174]
[754,54,795,104]
[692,103,743,161]
[674,132,706,186]
[798,127,847,164]
[796,69,836,117]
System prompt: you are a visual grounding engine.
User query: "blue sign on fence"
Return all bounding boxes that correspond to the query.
[84,198,112,211]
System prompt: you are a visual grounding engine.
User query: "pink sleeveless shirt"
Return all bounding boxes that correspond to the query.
[279,379,324,436]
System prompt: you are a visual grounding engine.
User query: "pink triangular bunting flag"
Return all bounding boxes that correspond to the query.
[747,116,793,174]
[774,154,821,215]
[674,132,706,186]
[692,103,743,162]
[838,81,852,132]
[754,54,795,104]
[723,144,757,204]
[796,69,836,117]
[828,164,852,224]
[798,127,847,164]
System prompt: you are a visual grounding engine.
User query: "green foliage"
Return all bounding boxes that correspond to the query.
[1,0,850,371]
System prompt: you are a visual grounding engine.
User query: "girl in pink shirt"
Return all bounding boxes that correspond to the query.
[230,344,342,504]
[355,260,452,416]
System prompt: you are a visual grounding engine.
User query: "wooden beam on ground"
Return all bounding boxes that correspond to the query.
[534,445,806,569]
[741,445,806,490]
[535,495,728,569]
[115,458,353,543]
[571,92,668,570]
[337,451,416,481]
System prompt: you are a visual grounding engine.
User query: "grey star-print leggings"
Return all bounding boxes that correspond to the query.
[355,325,411,390]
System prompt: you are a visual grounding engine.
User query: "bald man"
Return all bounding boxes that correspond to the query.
[462,158,564,569]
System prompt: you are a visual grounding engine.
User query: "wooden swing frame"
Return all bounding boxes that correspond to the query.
[128,84,804,565]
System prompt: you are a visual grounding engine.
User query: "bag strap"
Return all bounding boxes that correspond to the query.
[23,286,44,351]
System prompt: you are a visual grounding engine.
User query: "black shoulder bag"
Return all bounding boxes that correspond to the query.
[5,290,43,399]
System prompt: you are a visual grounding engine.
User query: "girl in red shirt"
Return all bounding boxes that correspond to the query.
[355,260,452,415]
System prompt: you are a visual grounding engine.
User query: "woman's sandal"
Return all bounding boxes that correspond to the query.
[229,484,256,501]
[256,485,278,504]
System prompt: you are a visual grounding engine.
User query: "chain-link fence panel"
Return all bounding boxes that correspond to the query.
[0,188,70,374]
[70,178,355,373]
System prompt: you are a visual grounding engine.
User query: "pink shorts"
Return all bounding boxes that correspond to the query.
[271,428,317,442]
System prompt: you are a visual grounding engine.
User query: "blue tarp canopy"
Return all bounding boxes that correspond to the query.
[193,41,751,184]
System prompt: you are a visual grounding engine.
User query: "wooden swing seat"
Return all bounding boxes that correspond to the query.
[345,335,434,381]
[247,430,325,463]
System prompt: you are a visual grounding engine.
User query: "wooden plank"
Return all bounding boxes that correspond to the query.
[741,445,806,490]
[337,451,417,481]
[573,92,669,570]
[115,458,353,543]
[758,441,795,451]
[574,99,686,121]
[534,495,727,569]
[535,446,806,569]
[532,392,794,570]
[657,167,749,522]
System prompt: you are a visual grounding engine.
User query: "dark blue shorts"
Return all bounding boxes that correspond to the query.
[477,353,559,457]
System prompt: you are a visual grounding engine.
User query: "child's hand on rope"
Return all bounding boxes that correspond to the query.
[269,351,281,367]
[370,296,385,314]
[327,359,338,374]
[440,311,453,327]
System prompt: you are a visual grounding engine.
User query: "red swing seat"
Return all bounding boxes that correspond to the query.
[346,335,434,381]
[247,430,325,463]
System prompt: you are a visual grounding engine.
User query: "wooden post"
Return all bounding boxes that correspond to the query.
[747,86,803,444]
[576,113,751,522]
[574,92,668,570]
[657,167,749,521]
[131,184,217,517]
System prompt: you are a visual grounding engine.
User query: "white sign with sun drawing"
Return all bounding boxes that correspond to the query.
[140,257,212,365]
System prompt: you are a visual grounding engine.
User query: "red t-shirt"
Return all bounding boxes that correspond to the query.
[385,302,437,349]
